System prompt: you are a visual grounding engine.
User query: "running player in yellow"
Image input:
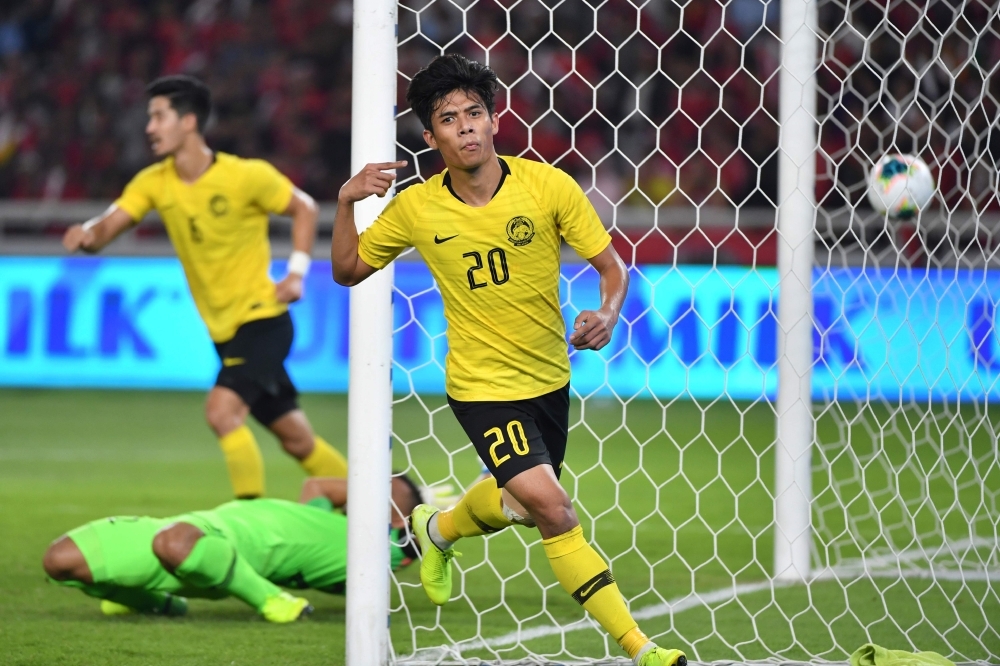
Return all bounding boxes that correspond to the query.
[61,75,347,498]
[331,55,686,666]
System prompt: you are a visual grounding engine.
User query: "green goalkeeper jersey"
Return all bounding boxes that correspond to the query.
[64,497,408,595]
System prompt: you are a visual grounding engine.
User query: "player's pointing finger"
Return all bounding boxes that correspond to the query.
[371,160,408,171]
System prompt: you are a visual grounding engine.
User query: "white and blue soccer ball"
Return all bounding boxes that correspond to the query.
[866,153,936,219]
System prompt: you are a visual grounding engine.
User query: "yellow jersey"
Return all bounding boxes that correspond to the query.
[359,156,611,401]
[115,153,294,342]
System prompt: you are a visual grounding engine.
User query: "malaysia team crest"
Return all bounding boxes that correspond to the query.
[210,194,229,217]
[505,216,535,246]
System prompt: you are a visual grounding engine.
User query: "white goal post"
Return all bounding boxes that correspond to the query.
[344,1,397,666]
[774,0,817,584]
[345,1,1000,665]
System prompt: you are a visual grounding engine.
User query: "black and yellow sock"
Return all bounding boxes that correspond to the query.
[299,436,348,478]
[175,534,280,610]
[219,426,265,498]
[436,477,513,543]
[543,525,648,659]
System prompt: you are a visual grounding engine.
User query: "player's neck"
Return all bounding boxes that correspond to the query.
[446,155,502,208]
[171,138,214,184]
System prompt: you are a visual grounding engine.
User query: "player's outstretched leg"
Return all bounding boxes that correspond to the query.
[506,467,687,666]
[153,522,312,623]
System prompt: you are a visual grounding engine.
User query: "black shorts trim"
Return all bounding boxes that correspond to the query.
[447,384,570,487]
[214,312,299,426]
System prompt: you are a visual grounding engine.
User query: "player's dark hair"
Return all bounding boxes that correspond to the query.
[146,75,212,133]
[406,54,499,131]
[394,472,424,559]
[394,472,423,519]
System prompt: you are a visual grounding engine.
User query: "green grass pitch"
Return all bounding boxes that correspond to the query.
[1,389,997,665]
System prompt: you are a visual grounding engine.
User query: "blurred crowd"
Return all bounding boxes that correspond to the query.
[0,0,995,216]
[0,0,354,200]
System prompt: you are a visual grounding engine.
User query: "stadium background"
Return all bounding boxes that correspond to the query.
[1,1,999,665]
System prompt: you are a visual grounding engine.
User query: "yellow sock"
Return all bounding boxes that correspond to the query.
[619,627,652,660]
[219,426,265,498]
[436,477,513,543]
[542,525,645,658]
[299,436,348,478]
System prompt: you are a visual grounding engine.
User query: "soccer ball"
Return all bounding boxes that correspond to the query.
[866,153,935,219]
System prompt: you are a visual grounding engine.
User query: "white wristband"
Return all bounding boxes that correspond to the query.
[82,205,118,231]
[288,250,311,277]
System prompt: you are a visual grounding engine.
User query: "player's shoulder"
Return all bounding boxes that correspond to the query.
[504,156,578,201]
[214,152,273,176]
[400,172,445,198]
[390,173,444,210]
[127,159,171,187]
[504,155,570,182]
[506,155,578,191]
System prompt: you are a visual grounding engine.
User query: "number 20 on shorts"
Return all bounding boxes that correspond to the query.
[485,420,529,467]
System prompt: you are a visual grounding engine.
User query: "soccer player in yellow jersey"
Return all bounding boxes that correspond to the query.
[61,75,348,499]
[331,55,686,666]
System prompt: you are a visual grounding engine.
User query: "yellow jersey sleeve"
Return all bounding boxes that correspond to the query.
[114,164,160,222]
[245,159,295,214]
[357,184,425,270]
[548,167,611,259]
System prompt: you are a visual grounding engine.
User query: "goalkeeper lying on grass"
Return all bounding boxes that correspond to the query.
[42,475,422,623]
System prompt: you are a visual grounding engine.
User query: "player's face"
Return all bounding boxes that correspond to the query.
[389,478,415,529]
[146,96,194,157]
[423,90,499,172]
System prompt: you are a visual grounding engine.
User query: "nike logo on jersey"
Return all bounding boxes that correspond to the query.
[434,234,459,244]
[223,357,246,367]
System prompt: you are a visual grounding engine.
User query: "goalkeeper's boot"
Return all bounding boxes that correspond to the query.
[261,592,313,623]
[635,645,687,666]
[100,592,187,617]
[411,503,459,606]
[159,593,188,617]
[100,600,134,616]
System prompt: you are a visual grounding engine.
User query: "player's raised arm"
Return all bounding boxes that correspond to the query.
[299,477,348,508]
[330,160,407,286]
[568,243,629,351]
[274,187,319,304]
[61,205,136,254]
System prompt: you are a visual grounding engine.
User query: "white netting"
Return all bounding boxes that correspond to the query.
[385,0,1000,663]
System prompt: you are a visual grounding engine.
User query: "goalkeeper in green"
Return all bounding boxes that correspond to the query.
[42,475,422,622]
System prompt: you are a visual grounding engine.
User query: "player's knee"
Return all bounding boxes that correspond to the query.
[522,492,577,535]
[205,401,242,436]
[153,523,203,572]
[43,536,87,581]
[269,410,313,458]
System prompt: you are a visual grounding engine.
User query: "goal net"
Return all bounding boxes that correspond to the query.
[374,0,1000,663]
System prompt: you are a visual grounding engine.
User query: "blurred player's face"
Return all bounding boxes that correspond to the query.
[389,478,416,530]
[146,96,197,157]
[423,90,498,171]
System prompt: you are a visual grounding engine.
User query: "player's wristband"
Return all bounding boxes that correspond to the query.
[288,250,311,277]
[81,205,119,232]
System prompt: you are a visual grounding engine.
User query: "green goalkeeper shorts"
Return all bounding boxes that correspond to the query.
[66,515,181,591]
[65,512,226,593]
